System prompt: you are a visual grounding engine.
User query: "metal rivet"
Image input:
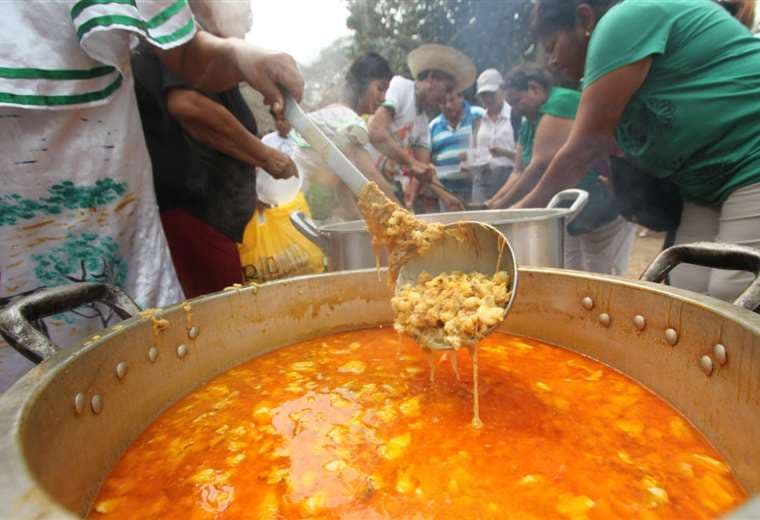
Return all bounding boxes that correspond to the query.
[74,393,85,414]
[188,326,199,339]
[582,297,594,311]
[664,328,679,346]
[148,346,158,362]
[177,344,188,359]
[115,361,128,380]
[91,395,103,414]
[598,313,611,327]
[713,344,727,366]
[699,355,714,377]
[633,315,647,331]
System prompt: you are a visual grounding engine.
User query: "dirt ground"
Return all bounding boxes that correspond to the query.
[624,228,666,279]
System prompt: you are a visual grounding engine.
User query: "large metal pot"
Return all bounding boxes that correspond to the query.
[1,243,760,518]
[292,189,589,271]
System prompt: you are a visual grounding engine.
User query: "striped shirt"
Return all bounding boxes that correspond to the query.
[429,102,485,180]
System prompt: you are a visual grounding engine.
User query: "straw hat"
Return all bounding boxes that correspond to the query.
[407,44,477,93]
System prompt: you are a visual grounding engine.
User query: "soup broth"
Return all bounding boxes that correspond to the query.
[90,329,745,519]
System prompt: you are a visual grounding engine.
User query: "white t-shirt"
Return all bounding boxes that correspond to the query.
[382,76,431,151]
[0,1,192,346]
[476,100,516,169]
[291,104,369,222]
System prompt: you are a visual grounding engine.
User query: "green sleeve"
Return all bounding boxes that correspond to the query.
[517,120,534,166]
[539,88,580,120]
[583,0,672,88]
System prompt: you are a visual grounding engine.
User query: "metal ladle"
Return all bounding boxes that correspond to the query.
[283,95,518,349]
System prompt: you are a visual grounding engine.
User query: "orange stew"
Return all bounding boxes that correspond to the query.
[90,329,745,519]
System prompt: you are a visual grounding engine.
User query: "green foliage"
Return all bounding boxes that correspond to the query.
[0,178,127,226]
[346,0,535,83]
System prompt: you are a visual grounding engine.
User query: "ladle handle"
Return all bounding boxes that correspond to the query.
[640,242,760,312]
[0,283,139,364]
[283,93,369,196]
[546,189,589,223]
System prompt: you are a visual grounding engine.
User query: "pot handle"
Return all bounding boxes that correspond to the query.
[640,242,760,312]
[546,189,589,223]
[0,282,140,364]
[290,211,329,252]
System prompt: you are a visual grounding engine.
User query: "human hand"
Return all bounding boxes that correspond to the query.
[408,160,435,183]
[489,146,511,158]
[442,194,465,212]
[233,43,304,117]
[262,148,298,179]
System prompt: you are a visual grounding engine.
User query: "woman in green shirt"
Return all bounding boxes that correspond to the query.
[488,65,632,275]
[514,0,760,304]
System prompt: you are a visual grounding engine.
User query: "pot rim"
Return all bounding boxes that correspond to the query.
[316,208,572,234]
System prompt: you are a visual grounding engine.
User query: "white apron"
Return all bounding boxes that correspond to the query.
[0,0,195,347]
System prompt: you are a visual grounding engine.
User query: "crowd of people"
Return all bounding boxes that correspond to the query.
[1,0,759,352]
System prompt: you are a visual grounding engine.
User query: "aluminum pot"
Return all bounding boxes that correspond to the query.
[291,188,589,271]
[1,243,760,518]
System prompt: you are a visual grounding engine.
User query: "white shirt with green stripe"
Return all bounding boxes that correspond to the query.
[0,0,195,347]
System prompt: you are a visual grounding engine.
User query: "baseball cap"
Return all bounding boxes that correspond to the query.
[476,69,504,96]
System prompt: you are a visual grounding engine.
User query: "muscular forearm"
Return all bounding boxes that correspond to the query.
[489,170,522,206]
[369,130,414,168]
[515,140,600,208]
[495,160,550,208]
[161,32,243,92]
[168,90,269,168]
[157,31,303,110]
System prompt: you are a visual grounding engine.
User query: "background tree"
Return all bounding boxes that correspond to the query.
[346,0,536,79]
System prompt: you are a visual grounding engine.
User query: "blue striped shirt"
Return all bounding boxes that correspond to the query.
[429,102,485,180]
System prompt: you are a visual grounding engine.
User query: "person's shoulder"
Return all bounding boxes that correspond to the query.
[541,87,581,118]
[389,75,414,88]
[429,113,446,130]
[384,76,414,111]
[600,0,675,26]
[550,87,581,103]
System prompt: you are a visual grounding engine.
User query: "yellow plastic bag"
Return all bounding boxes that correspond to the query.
[238,193,325,283]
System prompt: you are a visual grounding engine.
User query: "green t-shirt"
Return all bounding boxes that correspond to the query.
[518,87,580,167]
[584,0,760,205]
[518,87,618,234]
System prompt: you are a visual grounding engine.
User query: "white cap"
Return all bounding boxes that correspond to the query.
[476,69,504,96]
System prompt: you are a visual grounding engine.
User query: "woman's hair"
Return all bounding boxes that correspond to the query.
[344,52,393,109]
[533,0,619,36]
[503,64,554,92]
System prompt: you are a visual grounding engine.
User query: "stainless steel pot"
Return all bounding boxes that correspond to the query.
[291,188,589,271]
[1,243,760,518]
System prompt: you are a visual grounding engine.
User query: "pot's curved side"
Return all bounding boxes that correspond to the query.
[1,269,759,518]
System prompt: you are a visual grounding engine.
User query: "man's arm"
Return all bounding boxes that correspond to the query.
[514,59,651,208]
[345,145,400,203]
[167,88,296,178]
[489,115,574,209]
[156,31,303,114]
[368,107,414,167]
